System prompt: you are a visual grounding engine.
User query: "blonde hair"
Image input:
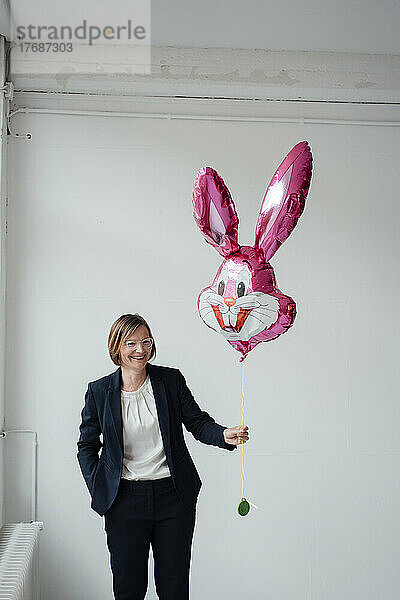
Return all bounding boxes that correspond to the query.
[108,313,156,366]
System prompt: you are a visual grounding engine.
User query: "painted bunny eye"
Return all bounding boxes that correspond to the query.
[237,281,246,297]
[218,280,225,296]
[235,268,250,297]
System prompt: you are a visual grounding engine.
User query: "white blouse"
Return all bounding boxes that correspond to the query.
[120,373,171,481]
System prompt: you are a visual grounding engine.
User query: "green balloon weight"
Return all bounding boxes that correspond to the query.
[238,497,250,516]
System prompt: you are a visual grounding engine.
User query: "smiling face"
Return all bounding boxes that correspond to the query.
[198,257,281,342]
[119,324,153,373]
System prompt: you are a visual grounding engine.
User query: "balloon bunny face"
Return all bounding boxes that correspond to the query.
[192,141,313,359]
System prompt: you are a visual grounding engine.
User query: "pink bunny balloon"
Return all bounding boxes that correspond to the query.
[192,141,313,360]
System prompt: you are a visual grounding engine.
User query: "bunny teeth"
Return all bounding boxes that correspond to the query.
[209,303,252,333]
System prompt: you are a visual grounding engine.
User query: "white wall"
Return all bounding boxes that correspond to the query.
[5,102,400,599]
[0,0,13,40]
[0,35,7,529]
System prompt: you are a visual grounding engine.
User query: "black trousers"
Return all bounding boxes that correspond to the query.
[104,476,197,600]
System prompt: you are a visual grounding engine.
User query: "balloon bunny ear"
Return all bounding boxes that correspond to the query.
[254,141,313,263]
[192,167,240,258]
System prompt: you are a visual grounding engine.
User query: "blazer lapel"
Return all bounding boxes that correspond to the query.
[147,364,172,466]
[107,363,172,465]
[107,367,123,457]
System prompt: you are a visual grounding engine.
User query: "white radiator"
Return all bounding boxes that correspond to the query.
[0,522,43,600]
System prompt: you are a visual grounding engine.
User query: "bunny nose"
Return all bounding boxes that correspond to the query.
[224,297,236,307]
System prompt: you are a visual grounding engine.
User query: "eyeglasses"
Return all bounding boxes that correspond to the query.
[124,337,153,351]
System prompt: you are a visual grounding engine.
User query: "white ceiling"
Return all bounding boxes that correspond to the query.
[8,0,400,55]
[150,0,400,54]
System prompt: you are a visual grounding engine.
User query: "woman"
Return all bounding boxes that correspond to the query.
[77,313,249,600]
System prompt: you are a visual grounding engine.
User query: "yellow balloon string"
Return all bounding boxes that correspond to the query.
[240,356,259,510]
[241,358,245,499]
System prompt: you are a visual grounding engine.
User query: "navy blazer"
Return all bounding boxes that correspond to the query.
[77,362,236,516]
